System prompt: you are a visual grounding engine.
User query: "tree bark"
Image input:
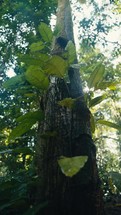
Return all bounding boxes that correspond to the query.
[36,0,104,214]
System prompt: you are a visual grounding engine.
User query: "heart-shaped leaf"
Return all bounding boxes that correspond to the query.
[58,156,88,177]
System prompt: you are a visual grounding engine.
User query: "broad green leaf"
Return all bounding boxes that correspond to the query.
[90,113,95,133]
[20,53,49,67]
[3,74,25,89]
[89,94,106,108]
[46,56,68,77]
[58,98,76,109]
[65,41,76,64]
[38,22,53,43]
[88,63,105,89]
[95,81,118,90]
[9,111,44,141]
[97,120,121,131]
[9,122,34,141]
[16,110,44,123]
[58,156,88,177]
[30,41,45,52]
[25,66,49,89]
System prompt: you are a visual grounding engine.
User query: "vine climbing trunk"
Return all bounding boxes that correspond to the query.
[36,0,104,214]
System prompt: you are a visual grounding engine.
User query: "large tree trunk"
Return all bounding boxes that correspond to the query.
[36,0,104,214]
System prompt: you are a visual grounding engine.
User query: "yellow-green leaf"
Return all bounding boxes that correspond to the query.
[88,63,105,89]
[25,66,49,90]
[95,81,118,90]
[97,120,121,131]
[30,41,45,52]
[38,22,53,43]
[3,74,25,89]
[46,56,68,77]
[16,110,44,123]
[8,121,35,141]
[58,98,76,109]
[89,94,106,108]
[58,156,88,177]
[9,111,44,141]
[20,53,49,67]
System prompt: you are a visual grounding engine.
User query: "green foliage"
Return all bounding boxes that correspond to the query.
[0,170,43,215]
[65,41,77,64]
[0,1,58,214]
[58,156,88,177]
[95,81,118,91]
[109,171,121,192]
[38,22,53,43]
[25,66,49,89]
[45,56,68,77]
[3,75,25,89]
[88,63,105,89]
[97,120,121,131]
[0,147,33,155]
[0,0,121,212]
[19,53,49,67]
[89,94,106,108]
[9,110,44,141]
[30,41,45,52]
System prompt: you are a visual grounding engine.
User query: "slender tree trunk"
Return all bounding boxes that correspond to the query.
[36,0,104,214]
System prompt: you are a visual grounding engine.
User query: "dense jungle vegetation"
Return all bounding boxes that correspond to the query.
[0,0,121,214]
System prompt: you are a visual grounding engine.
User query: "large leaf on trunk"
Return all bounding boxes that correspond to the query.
[88,63,105,89]
[46,56,68,77]
[38,22,53,43]
[97,120,121,131]
[25,66,49,90]
[58,156,88,177]
[58,98,76,109]
[9,110,44,141]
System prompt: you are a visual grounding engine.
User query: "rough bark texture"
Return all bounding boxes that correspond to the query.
[36,0,105,214]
